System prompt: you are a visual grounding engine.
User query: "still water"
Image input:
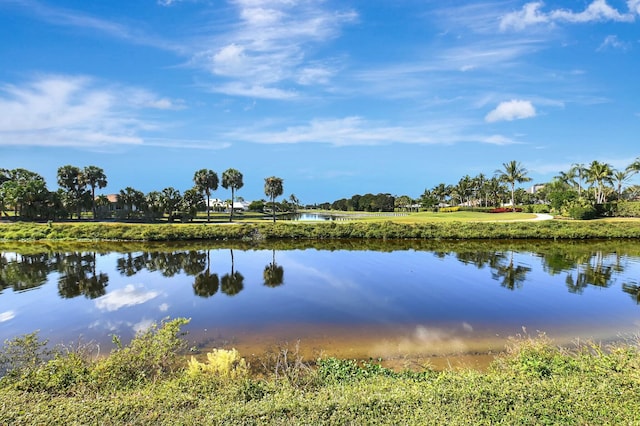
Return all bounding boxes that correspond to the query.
[1,240,639,368]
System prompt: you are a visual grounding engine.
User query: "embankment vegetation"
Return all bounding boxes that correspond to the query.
[1,318,639,425]
[3,218,640,241]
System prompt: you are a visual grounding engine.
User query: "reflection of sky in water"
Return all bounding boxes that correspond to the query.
[0,246,639,349]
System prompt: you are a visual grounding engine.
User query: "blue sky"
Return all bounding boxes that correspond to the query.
[1,0,639,203]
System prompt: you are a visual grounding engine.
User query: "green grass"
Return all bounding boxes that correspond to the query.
[1,320,639,425]
[3,216,640,241]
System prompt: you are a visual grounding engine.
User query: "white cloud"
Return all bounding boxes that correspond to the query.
[8,0,183,53]
[500,0,638,31]
[0,311,15,322]
[95,284,160,312]
[598,35,630,51]
[0,75,180,147]
[225,116,521,147]
[485,100,537,122]
[500,2,549,31]
[196,0,357,98]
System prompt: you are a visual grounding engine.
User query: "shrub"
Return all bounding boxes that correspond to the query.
[489,207,522,213]
[568,205,597,220]
[615,201,640,218]
[532,204,550,214]
[438,206,460,213]
[186,349,248,379]
[91,318,189,389]
[0,332,53,383]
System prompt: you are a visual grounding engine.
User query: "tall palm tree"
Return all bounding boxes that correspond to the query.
[586,161,613,204]
[264,176,284,223]
[57,165,87,219]
[474,173,487,207]
[222,168,244,222]
[570,163,587,197]
[613,169,632,200]
[82,166,107,220]
[193,169,219,223]
[289,194,299,212]
[495,161,531,212]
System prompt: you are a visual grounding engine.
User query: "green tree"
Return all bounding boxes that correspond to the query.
[193,169,219,223]
[82,166,107,220]
[118,187,146,220]
[57,165,89,219]
[495,161,531,212]
[144,191,164,221]
[180,188,204,222]
[626,157,640,175]
[586,161,613,204]
[221,168,244,222]
[264,176,284,223]
[570,163,587,197]
[613,169,632,200]
[161,187,182,222]
[289,194,299,213]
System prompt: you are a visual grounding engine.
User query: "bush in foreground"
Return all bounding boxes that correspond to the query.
[1,319,640,424]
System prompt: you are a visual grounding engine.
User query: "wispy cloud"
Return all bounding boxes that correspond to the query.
[194,0,357,98]
[597,35,631,51]
[500,0,639,31]
[3,0,184,52]
[224,116,518,147]
[485,100,536,122]
[0,75,181,148]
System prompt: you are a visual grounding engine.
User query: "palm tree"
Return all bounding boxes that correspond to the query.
[289,194,299,212]
[264,176,284,223]
[82,166,107,220]
[495,161,531,212]
[161,187,182,222]
[193,169,219,223]
[586,161,613,204]
[570,163,587,197]
[57,165,88,219]
[222,169,244,222]
[613,169,632,200]
[473,173,487,207]
[626,157,640,175]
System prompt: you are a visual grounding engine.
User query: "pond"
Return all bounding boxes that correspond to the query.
[1,240,639,369]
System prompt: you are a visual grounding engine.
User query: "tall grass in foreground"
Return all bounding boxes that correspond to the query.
[1,319,639,425]
[3,219,640,241]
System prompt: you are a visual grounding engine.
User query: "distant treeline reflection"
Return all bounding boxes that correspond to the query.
[1,240,639,303]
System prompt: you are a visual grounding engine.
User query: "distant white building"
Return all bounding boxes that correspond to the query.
[207,198,249,211]
[527,184,545,194]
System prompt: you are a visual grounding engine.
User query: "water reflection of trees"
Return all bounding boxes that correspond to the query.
[1,240,639,303]
[113,249,246,297]
[0,253,50,292]
[56,252,109,299]
[491,252,532,291]
[193,250,219,298]
[264,249,284,288]
[622,282,640,304]
[221,249,244,296]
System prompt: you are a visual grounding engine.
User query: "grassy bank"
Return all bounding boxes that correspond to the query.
[2,217,640,241]
[1,319,639,425]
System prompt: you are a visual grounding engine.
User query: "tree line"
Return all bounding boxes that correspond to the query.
[2,157,640,221]
[319,158,640,217]
[0,165,293,222]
